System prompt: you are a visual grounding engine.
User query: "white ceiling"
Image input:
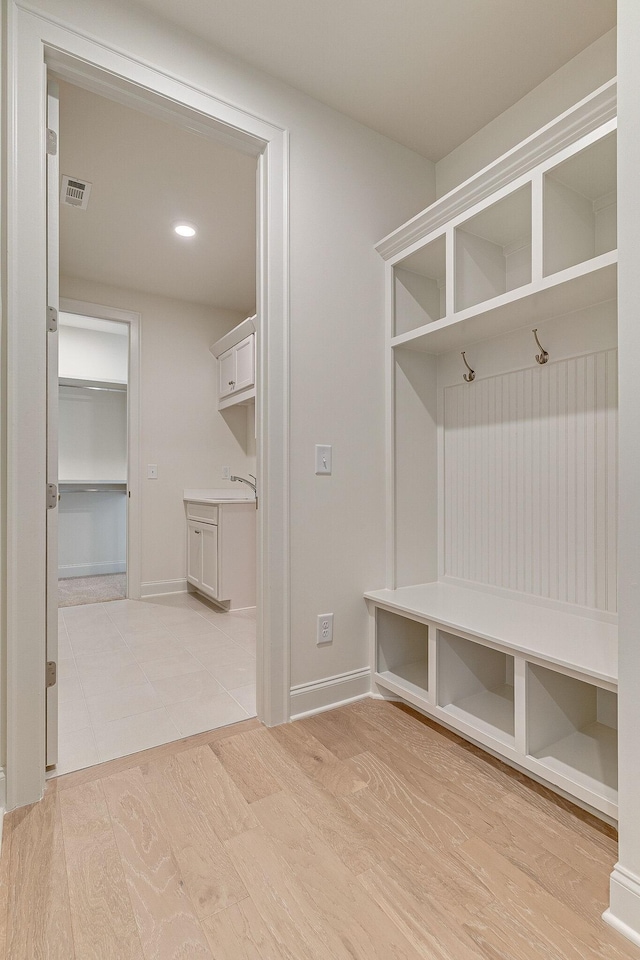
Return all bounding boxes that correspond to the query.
[58,81,257,312]
[131,0,615,161]
[58,3,616,312]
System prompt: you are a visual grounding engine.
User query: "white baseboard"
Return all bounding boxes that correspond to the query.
[290,668,371,720]
[0,768,5,854]
[604,864,640,948]
[59,561,126,578]
[140,579,188,598]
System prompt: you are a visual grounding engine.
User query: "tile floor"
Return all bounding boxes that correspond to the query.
[52,591,257,777]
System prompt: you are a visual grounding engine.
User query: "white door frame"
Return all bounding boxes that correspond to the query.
[5,3,291,810]
[59,299,142,600]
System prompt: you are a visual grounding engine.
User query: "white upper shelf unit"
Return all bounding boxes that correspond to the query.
[379,81,617,356]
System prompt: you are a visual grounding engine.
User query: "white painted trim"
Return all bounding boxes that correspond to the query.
[376,79,617,261]
[59,297,142,600]
[0,769,5,859]
[289,668,371,720]
[140,579,188,598]
[605,864,640,948]
[59,562,126,578]
[6,5,290,808]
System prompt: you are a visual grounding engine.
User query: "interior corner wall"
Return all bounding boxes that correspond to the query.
[607,0,640,946]
[18,0,434,710]
[435,28,617,198]
[60,276,251,593]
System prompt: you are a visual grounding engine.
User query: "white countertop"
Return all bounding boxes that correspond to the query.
[184,487,255,504]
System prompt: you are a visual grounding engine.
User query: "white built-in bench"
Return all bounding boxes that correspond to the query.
[365,581,618,820]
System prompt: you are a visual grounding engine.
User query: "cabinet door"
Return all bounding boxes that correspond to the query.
[219,347,236,398]
[200,523,219,599]
[187,521,203,587]
[234,334,255,391]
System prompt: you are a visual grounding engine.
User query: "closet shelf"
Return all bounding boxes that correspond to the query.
[59,480,127,490]
[365,581,617,687]
[59,376,127,391]
[391,254,617,355]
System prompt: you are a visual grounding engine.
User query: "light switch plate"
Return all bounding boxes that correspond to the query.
[315,444,332,475]
[147,464,158,479]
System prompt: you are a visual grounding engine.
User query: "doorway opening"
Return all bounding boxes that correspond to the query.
[49,76,260,776]
[57,311,130,608]
[8,7,289,810]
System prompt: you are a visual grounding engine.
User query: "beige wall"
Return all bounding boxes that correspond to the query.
[27,0,436,693]
[435,29,617,197]
[60,276,252,591]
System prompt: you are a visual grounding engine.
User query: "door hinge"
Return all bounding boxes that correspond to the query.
[47,306,58,333]
[46,128,57,156]
[47,483,58,509]
[46,661,57,688]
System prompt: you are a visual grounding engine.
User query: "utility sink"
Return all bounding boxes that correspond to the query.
[183,487,255,504]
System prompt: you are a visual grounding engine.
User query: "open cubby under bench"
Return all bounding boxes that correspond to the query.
[365,581,618,820]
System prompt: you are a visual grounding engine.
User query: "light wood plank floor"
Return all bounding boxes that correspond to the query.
[1,699,637,960]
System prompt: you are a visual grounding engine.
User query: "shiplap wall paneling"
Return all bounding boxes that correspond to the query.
[442,348,617,613]
[393,348,438,587]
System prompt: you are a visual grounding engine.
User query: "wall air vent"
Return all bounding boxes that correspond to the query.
[60,175,92,210]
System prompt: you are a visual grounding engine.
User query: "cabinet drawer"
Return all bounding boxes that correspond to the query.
[186,501,218,524]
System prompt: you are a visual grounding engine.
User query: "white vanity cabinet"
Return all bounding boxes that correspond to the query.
[185,497,256,609]
[211,315,256,410]
[187,517,218,599]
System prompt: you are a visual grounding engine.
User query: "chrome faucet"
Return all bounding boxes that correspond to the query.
[230,473,257,497]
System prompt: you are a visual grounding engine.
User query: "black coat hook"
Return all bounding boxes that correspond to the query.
[461,351,475,383]
[533,329,549,364]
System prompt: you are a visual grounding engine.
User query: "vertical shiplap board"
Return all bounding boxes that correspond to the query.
[443,349,617,613]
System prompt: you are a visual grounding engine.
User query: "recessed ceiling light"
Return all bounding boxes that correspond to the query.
[172,220,197,238]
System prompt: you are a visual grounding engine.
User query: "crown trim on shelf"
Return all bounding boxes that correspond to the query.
[376,79,617,262]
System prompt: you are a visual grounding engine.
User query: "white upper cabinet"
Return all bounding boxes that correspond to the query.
[233,333,255,392]
[211,315,256,409]
[218,346,237,400]
[218,333,255,401]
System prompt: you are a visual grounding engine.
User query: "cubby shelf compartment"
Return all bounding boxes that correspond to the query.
[437,630,515,746]
[455,184,532,312]
[390,254,616,355]
[375,607,429,704]
[394,234,446,336]
[527,664,618,814]
[366,583,618,818]
[544,131,617,278]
